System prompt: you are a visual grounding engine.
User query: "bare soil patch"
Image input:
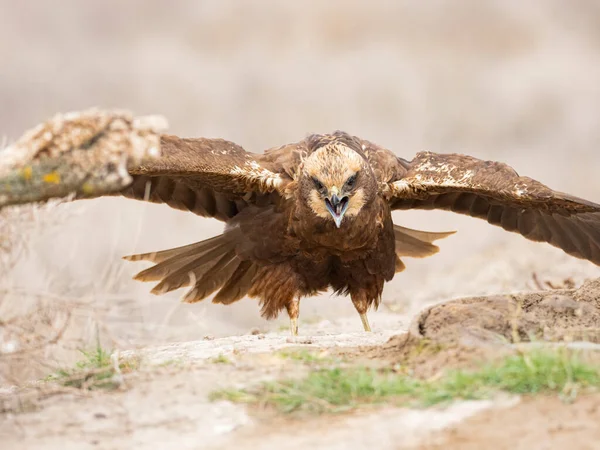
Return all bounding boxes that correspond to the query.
[421,393,600,450]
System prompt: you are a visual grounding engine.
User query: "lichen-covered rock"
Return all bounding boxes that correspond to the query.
[0,109,167,208]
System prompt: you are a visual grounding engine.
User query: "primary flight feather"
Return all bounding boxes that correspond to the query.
[98,130,600,335]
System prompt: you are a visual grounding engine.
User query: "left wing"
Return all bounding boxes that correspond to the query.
[379,150,600,265]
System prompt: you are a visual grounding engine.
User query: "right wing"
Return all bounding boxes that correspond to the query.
[387,150,600,265]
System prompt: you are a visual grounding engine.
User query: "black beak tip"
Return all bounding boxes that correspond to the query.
[325,195,349,223]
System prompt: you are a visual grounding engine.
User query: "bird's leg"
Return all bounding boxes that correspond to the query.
[351,293,372,332]
[285,298,300,336]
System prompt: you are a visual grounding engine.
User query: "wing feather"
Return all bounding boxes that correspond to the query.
[383,151,600,265]
[117,135,305,222]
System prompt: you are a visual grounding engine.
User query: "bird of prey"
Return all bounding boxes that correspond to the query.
[111,131,600,335]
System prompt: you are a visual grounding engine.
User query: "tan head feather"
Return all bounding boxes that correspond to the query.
[301,142,371,220]
[303,143,364,188]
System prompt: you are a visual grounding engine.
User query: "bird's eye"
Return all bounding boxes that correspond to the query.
[344,174,357,190]
[312,177,325,191]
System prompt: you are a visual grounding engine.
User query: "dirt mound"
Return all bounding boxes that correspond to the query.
[356,279,600,377]
[412,278,600,346]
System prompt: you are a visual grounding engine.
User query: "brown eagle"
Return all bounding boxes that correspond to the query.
[108,131,600,335]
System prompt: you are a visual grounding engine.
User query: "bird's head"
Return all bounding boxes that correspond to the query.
[299,135,377,228]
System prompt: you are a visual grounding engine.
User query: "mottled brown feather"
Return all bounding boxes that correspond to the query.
[382,150,600,265]
[118,135,301,222]
[109,131,600,326]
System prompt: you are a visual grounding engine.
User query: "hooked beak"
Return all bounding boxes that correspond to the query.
[325,193,350,228]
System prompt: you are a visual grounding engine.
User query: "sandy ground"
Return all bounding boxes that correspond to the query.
[421,394,600,450]
[4,280,600,449]
[2,1,600,449]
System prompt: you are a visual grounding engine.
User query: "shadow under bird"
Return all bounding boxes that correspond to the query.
[95,131,600,335]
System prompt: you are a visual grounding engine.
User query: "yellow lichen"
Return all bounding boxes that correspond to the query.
[81,182,95,195]
[21,166,32,181]
[43,172,61,184]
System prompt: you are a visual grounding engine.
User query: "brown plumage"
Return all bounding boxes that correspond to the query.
[111,131,600,334]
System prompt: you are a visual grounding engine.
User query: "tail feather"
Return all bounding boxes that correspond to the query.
[132,252,202,282]
[213,261,259,305]
[394,224,455,258]
[125,225,451,306]
[395,255,406,272]
[123,233,258,306]
[136,241,232,284]
[394,225,456,244]
[183,253,241,303]
[123,234,223,263]
[149,243,236,294]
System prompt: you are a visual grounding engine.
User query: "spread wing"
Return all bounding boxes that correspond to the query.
[0,109,305,219]
[376,149,600,265]
[120,135,304,221]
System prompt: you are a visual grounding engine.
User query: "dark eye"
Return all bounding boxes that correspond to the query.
[344,174,357,190]
[312,177,325,191]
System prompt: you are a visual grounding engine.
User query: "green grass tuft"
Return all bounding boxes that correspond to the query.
[277,349,337,365]
[211,348,600,414]
[210,354,232,364]
[47,345,139,390]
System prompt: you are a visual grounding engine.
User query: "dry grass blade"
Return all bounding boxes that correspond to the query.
[0,194,118,389]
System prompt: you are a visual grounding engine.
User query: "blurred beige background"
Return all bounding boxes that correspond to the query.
[2,1,600,349]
